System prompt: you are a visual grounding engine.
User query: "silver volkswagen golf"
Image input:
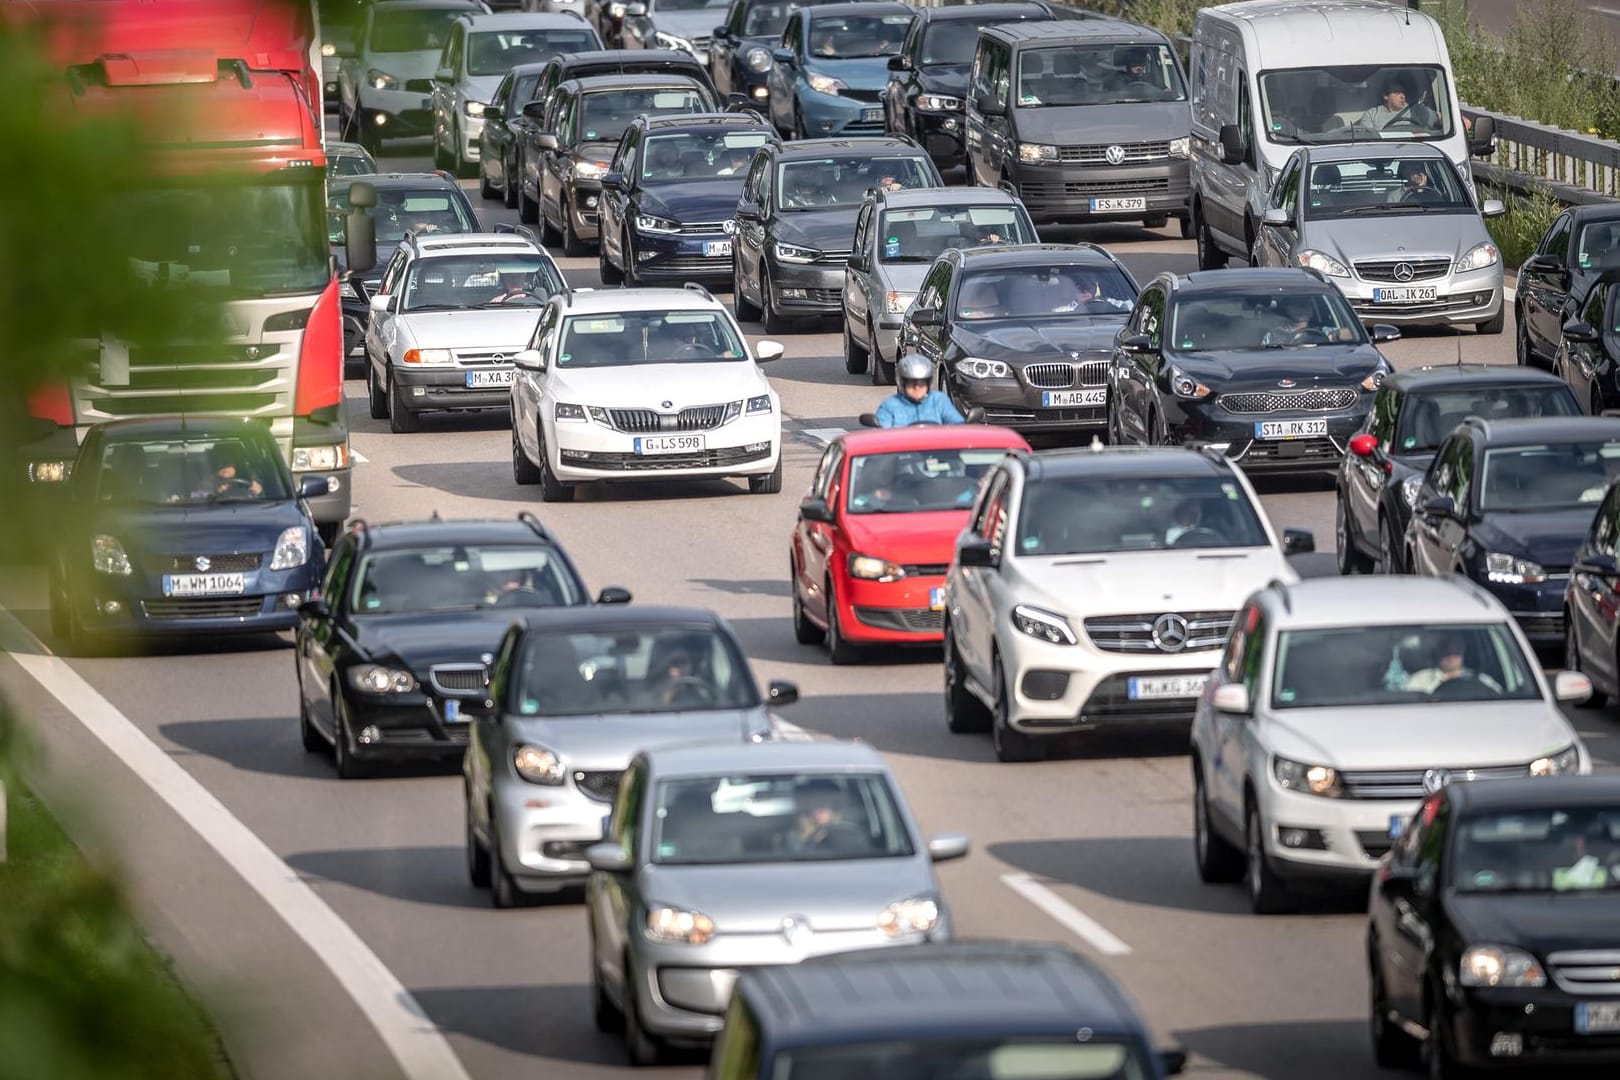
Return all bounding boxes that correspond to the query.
[584,739,969,1065]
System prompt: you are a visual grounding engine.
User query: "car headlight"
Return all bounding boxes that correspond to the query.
[463,100,486,118]
[1401,475,1421,509]
[340,280,360,299]
[269,526,310,571]
[849,554,905,582]
[1460,945,1546,988]
[655,30,695,53]
[402,348,453,365]
[1296,249,1350,277]
[807,72,847,95]
[885,290,916,314]
[513,744,565,785]
[608,1,626,16]
[555,402,588,422]
[636,213,680,233]
[1012,604,1077,645]
[775,242,819,263]
[587,405,611,424]
[1171,370,1211,399]
[744,46,773,72]
[1529,744,1580,777]
[292,444,349,472]
[1018,142,1057,164]
[1455,241,1500,273]
[914,94,961,112]
[574,159,609,179]
[321,42,337,58]
[958,357,1011,379]
[1361,365,1390,391]
[92,534,132,576]
[1485,551,1546,585]
[1168,136,1190,158]
[645,905,715,944]
[745,393,772,415]
[28,460,70,483]
[1272,756,1343,798]
[877,896,939,937]
[367,69,397,90]
[348,664,416,694]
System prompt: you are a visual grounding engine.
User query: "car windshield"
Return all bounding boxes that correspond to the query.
[877,206,1034,263]
[921,19,1005,67]
[1301,156,1472,218]
[650,772,914,865]
[327,187,479,246]
[640,130,772,181]
[513,626,758,715]
[1258,64,1455,145]
[1016,44,1185,106]
[93,434,291,506]
[775,1039,1155,1080]
[954,265,1135,319]
[1453,806,1620,894]
[778,156,935,209]
[743,0,805,37]
[1168,292,1365,350]
[655,0,729,10]
[1478,442,1620,511]
[1015,474,1270,555]
[350,545,582,615]
[1271,623,1541,709]
[806,13,911,59]
[327,151,376,180]
[368,8,462,53]
[577,87,709,143]
[468,30,601,76]
[557,310,747,366]
[846,448,1012,514]
[400,254,562,311]
[1395,388,1579,454]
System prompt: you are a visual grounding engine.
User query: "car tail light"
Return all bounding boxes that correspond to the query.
[294,278,343,417]
[27,381,74,427]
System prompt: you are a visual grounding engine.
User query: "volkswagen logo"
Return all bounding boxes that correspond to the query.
[1422,768,1450,794]
[722,218,736,236]
[1104,144,1126,165]
[1151,612,1190,653]
[1277,378,1296,388]
[1393,262,1415,282]
[194,556,211,572]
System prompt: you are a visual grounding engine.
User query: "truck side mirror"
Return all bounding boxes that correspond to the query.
[345,209,377,275]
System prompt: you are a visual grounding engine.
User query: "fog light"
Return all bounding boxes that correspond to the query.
[325,475,342,494]
[28,460,69,483]
[782,287,807,299]
[357,725,381,745]
[97,599,123,615]
[1489,1032,1523,1057]
[638,250,659,262]
[584,195,598,209]
[942,118,959,132]
[820,121,834,132]
[1278,827,1327,850]
[743,441,770,453]
[560,447,587,460]
[1020,670,1069,700]
[1474,293,1487,306]
[412,385,426,397]
[373,113,387,126]
[283,592,303,609]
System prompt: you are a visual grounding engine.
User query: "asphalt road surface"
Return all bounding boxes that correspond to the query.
[4,130,1617,1080]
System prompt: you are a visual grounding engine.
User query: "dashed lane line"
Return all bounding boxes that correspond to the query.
[1001,872,1134,956]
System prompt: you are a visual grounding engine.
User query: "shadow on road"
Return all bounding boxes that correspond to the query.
[159,715,460,781]
[283,845,584,911]
[391,462,758,504]
[688,578,792,598]
[1172,1018,1380,1080]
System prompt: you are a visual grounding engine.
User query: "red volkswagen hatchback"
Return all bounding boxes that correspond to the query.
[790,425,1030,663]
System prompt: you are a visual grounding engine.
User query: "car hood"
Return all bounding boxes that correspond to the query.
[397,308,544,350]
[1009,547,1297,624]
[638,857,936,933]
[1389,449,1438,477]
[462,74,504,104]
[505,709,765,769]
[803,56,892,92]
[1472,511,1594,571]
[1171,345,1384,385]
[549,360,764,403]
[916,63,971,96]
[843,509,971,565]
[1304,212,1492,264]
[366,48,442,79]
[98,500,308,556]
[639,178,748,223]
[574,140,620,166]
[1262,701,1576,771]
[1011,99,1189,145]
[772,211,860,252]
[961,319,1126,361]
[874,262,929,295]
[1448,891,1620,955]
[353,611,520,670]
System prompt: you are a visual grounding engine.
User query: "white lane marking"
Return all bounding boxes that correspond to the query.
[1000,872,1133,956]
[0,606,471,1080]
[350,449,369,464]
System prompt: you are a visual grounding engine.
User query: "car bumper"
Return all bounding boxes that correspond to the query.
[392,365,517,414]
[1170,399,1373,475]
[1259,785,1416,879]
[492,783,612,890]
[797,88,886,137]
[628,229,735,282]
[343,694,472,760]
[766,257,844,315]
[1445,987,1620,1069]
[358,86,435,136]
[999,633,1223,734]
[549,415,780,482]
[1340,268,1503,327]
[72,565,322,636]
[1008,160,1191,225]
[838,573,948,644]
[911,109,966,169]
[1479,575,1567,647]
[567,180,605,241]
[947,370,1107,433]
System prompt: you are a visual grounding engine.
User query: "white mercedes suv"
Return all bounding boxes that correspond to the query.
[942,445,1316,762]
[510,285,785,501]
[1190,575,1593,915]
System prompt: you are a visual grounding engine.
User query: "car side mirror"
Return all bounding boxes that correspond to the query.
[596,585,633,604]
[1521,253,1560,276]
[909,306,941,327]
[926,833,970,862]
[1468,113,1496,156]
[297,597,330,619]
[736,203,760,221]
[459,695,497,719]
[974,92,1004,117]
[585,841,633,873]
[345,209,377,275]
[492,222,518,234]
[298,475,331,499]
[1379,862,1417,899]
[1218,122,1246,166]
[513,348,544,370]
[1480,198,1506,218]
[1119,333,1155,353]
[846,253,864,269]
[1421,494,1456,520]
[1371,324,1401,343]
[799,496,834,523]
[367,292,391,314]
[1212,683,1250,715]
[521,101,547,122]
[858,412,881,428]
[1349,433,1379,458]
[888,54,909,71]
[348,180,378,210]
[536,132,559,152]
[713,24,729,38]
[1555,669,1594,704]
[957,537,996,567]
[1160,1048,1189,1076]
[1564,320,1600,343]
[1578,552,1620,576]
[626,1,647,14]
[755,340,785,363]
[484,103,504,121]
[601,170,625,190]
[1282,528,1315,555]
[964,405,986,424]
[1261,207,1291,227]
[766,679,798,706]
[772,46,793,64]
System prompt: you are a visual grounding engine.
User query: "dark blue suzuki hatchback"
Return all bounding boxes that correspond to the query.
[48,416,328,651]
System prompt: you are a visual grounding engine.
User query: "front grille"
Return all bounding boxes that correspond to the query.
[1021,360,1106,389]
[1348,295,1484,317]
[403,78,435,93]
[142,597,264,620]
[1083,610,1235,654]
[1357,830,1395,860]
[811,250,852,265]
[606,404,729,433]
[1058,140,1171,164]
[853,606,943,633]
[575,769,623,803]
[428,664,488,696]
[900,562,949,576]
[840,119,887,135]
[673,220,729,235]
[639,255,730,275]
[1339,763,1530,800]
[453,350,519,365]
[1549,951,1620,996]
[1077,672,1211,725]
[1238,437,1341,463]
[1513,611,1564,638]
[97,392,283,417]
[562,444,771,471]
[148,553,262,573]
[984,405,1106,426]
[838,87,883,103]
[1219,388,1359,413]
[1354,257,1452,283]
[1020,177,1175,200]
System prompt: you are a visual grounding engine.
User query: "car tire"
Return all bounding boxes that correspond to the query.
[870,319,894,385]
[503,154,520,209]
[733,255,761,323]
[512,427,542,485]
[844,321,869,376]
[1379,516,1403,574]
[791,556,826,645]
[1566,618,1610,708]
[488,816,526,909]
[367,363,388,420]
[1335,493,1373,574]
[1244,800,1292,914]
[824,577,859,665]
[388,375,420,434]
[561,198,590,257]
[760,263,791,335]
[332,691,368,780]
[599,233,624,286]
[748,458,783,495]
[433,126,453,171]
[991,654,1043,762]
[298,683,324,753]
[520,184,541,226]
[621,956,664,1067]
[1423,985,1465,1080]
[479,156,498,199]
[1515,312,1537,368]
[538,435,575,503]
[1179,213,1196,240]
[944,621,991,733]
[590,930,622,1033]
[1193,762,1244,883]
[1476,307,1505,335]
[1370,944,1420,1068]
[465,791,492,888]
[1195,203,1228,271]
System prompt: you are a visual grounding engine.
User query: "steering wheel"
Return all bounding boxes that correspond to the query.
[671,343,711,360]
[1401,188,1441,204]
[493,586,544,608]
[1169,526,1225,548]
[664,676,715,707]
[1122,80,1160,97]
[1381,102,1415,129]
[1291,328,1333,345]
[216,477,257,495]
[1429,673,1487,701]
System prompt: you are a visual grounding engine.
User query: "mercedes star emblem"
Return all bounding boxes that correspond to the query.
[1393,262,1415,282]
[1151,612,1190,653]
[1104,144,1126,165]
[194,556,211,572]
[1422,768,1450,794]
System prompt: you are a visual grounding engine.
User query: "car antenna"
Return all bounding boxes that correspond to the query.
[1089,434,1104,452]
[431,509,442,521]
[1455,335,1463,367]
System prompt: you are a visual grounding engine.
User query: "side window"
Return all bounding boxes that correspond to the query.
[1584,284,1606,330]
[1221,602,1256,683]
[972,469,1009,543]
[1372,386,1399,445]
[1427,438,1454,496]
[441,25,460,73]
[1449,439,1473,510]
[1135,287,1165,347]
[810,444,838,499]
[1415,794,1450,887]
[378,248,409,294]
[989,41,1010,111]
[1592,487,1619,554]
[852,202,872,257]
[488,629,520,709]
[610,759,645,852]
[1239,606,1267,695]
[492,73,513,113]
[710,996,762,1080]
[1543,213,1572,259]
[614,128,637,175]
[782,12,800,50]
[321,538,355,603]
[1273,155,1301,214]
[532,303,560,351]
[758,154,775,211]
[1236,71,1253,149]
[969,39,991,102]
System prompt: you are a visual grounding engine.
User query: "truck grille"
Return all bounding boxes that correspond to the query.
[1338,763,1530,800]
[1355,257,1452,282]
[575,769,623,803]
[1020,177,1173,200]
[1022,360,1106,389]
[428,664,488,696]
[1548,951,1620,995]
[1219,388,1358,413]
[1083,611,1234,653]
[1058,140,1171,164]
[607,404,729,432]
[70,338,295,424]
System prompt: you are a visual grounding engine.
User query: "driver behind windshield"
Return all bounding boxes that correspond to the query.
[1355,75,1440,132]
[1260,295,1355,347]
[1400,633,1504,694]
[190,443,265,500]
[488,269,534,304]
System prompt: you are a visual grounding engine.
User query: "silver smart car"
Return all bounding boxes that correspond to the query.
[585,739,969,1065]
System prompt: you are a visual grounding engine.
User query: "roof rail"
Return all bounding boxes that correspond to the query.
[1265,578,1292,613]
[683,282,715,301]
[517,510,550,540]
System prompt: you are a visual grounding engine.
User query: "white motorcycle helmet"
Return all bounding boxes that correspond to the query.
[897,352,933,387]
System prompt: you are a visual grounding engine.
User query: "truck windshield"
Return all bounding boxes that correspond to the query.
[1258,65,1455,145]
[1016,44,1185,106]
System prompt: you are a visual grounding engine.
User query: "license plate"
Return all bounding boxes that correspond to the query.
[634,434,704,454]
[1372,285,1438,304]
[1127,674,1209,700]
[1254,419,1328,440]
[704,240,732,257]
[442,698,463,724]
[162,573,246,597]
[1576,1002,1620,1033]
[1091,197,1147,212]
[465,369,515,388]
[862,107,883,123]
[1388,813,1406,840]
[929,587,945,612]
[1042,389,1106,407]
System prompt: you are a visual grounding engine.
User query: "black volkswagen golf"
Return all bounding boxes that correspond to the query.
[1107,268,1397,475]
[294,513,630,778]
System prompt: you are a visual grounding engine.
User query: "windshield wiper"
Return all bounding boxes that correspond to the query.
[403,303,471,312]
[1339,203,1433,215]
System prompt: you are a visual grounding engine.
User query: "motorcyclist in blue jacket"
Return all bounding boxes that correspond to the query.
[876,353,964,427]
